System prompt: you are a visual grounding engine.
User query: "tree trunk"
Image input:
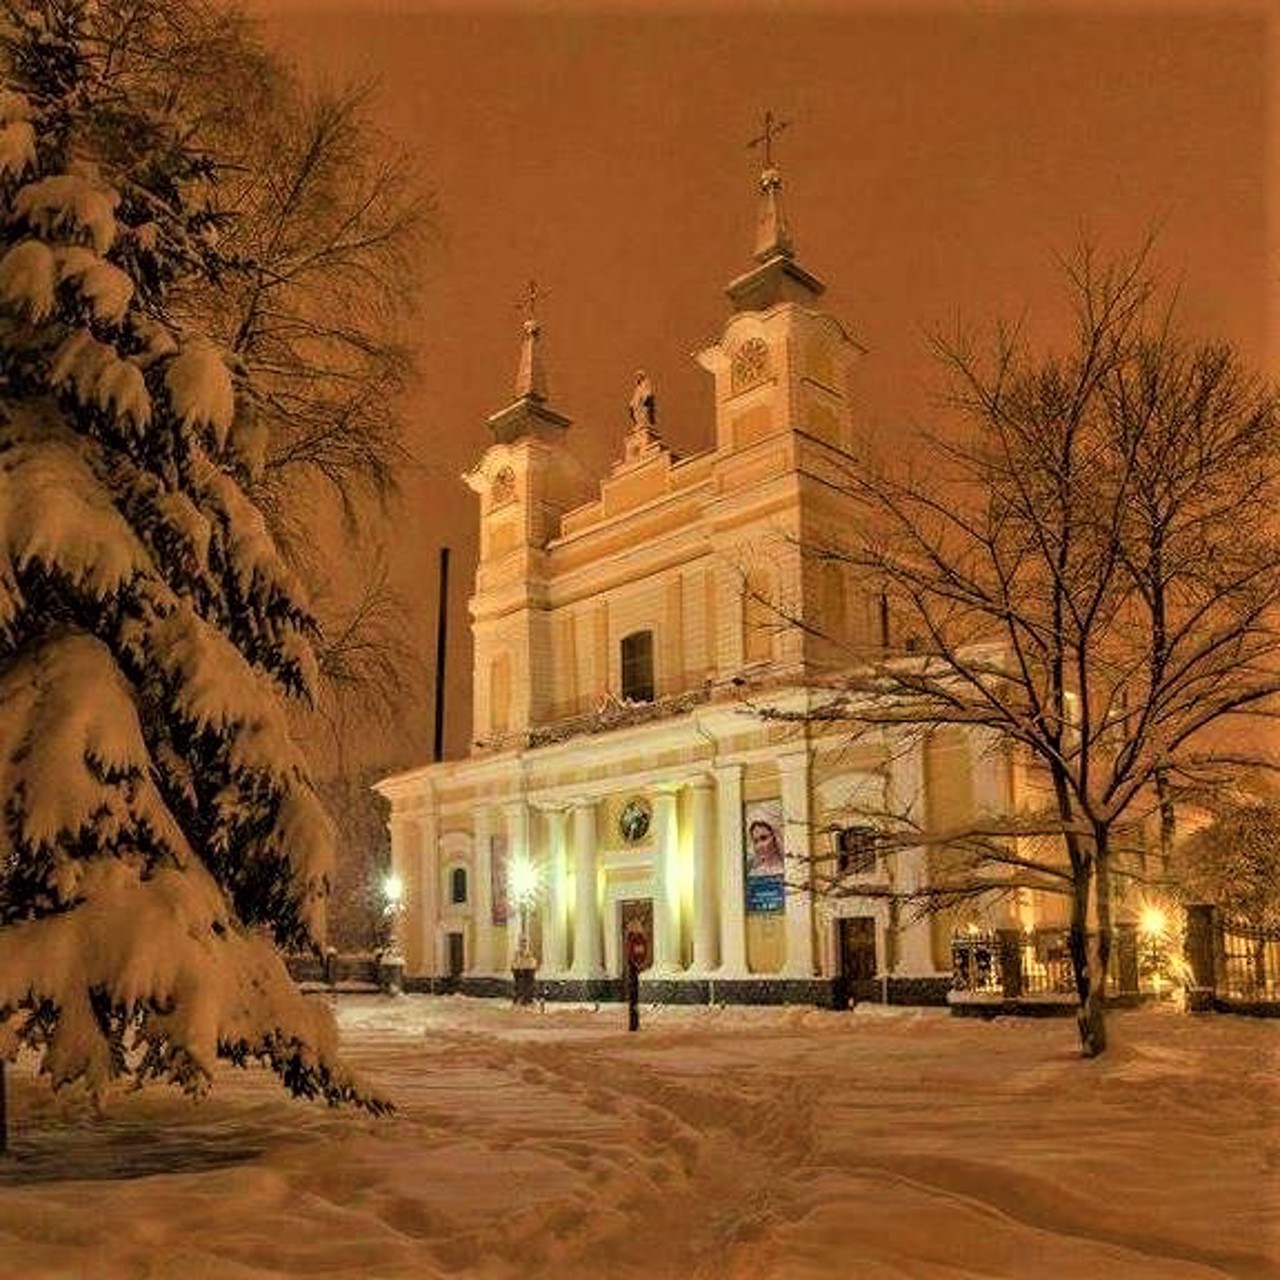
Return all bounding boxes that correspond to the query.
[1077,831,1113,1058]
[1155,763,1176,879]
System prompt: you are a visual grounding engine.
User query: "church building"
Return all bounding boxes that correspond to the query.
[376,137,1013,1005]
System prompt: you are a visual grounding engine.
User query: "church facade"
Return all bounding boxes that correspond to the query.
[376,153,1014,1005]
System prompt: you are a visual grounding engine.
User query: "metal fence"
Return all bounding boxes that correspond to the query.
[1219,920,1280,1002]
[950,926,1143,1002]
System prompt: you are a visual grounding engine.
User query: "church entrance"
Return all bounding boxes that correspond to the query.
[838,917,878,1005]
[618,899,654,975]
[447,931,465,978]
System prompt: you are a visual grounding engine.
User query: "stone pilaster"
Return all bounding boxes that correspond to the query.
[779,751,816,977]
[690,777,719,972]
[473,806,495,973]
[542,807,568,974]
[888,734,935,975]
[714,763,747,975]
[652,788,681,972]
[571,799,604,976]
[504,800,530,967]
[415,809,439,976]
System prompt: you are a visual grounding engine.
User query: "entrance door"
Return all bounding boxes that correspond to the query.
[838,917,878,1003]
[447,931,465,978]
[618,899,654,974]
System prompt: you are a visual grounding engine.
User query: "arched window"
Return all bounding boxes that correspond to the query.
[821,560,847,642]
[742,569,774,664]
[620,630,655,703]
[489,653,511,735]
[449,865,468,905]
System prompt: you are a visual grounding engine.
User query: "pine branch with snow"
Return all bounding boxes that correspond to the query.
[0,0,383,1114]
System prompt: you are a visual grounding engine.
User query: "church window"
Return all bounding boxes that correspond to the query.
[450,865,468,905]
[836,826,879,876]
[742,570,774,664]
[731,338,771,394]
[821,560,847,641]
[491,466,516,506]
[620,630,655,703]
[489,653,511,735]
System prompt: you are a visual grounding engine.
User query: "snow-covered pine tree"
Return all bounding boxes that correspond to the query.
[0,0,381,1117]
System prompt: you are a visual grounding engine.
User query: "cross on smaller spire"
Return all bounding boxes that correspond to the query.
[515,278,541,325]
[748,110,790,170]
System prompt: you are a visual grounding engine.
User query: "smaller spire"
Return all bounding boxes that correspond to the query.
[748,112,793,262]
[487,277,570,444]
[513,279,547,401]
[728,110,824,313]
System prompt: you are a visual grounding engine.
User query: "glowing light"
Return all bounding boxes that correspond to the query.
[509,855,539,904]
[1139,904,1167,937]
[383,873,404,906]
[966,922,980,936]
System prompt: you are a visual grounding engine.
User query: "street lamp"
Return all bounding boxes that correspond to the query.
[508,855,539,1005]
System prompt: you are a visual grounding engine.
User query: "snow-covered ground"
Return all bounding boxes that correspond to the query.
[0,997,1276,1279]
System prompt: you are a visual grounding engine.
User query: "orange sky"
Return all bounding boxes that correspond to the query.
[248,1,1272,766]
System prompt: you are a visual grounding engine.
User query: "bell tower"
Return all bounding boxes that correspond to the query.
[697,114,870,677]
[465,284,590,749]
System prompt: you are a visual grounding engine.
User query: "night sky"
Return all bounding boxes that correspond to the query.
[250,0,1272,766]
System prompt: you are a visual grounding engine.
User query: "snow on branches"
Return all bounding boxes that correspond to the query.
[0,2,371,1111]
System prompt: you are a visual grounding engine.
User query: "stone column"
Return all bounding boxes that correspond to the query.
[571,799,604,977]
[473,806,494,974]
[415,810,440,977]
[714,763,748,975]
[542,807,568,974]
[888,734,935,975]
[652,788,680,972]
[690,776,718,972]
[779,751,816,978]
[504,800,530,967]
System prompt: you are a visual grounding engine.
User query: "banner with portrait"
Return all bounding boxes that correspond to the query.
[490,832,509,925]
[743,798,786,914]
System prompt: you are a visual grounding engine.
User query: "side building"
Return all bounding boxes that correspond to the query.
[376,156,1015,1005]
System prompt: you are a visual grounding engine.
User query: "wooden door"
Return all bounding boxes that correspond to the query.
[839,917,878,985]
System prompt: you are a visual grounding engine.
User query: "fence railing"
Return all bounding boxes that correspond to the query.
[1218,920,1280,1002]
[950,926,1147,1002]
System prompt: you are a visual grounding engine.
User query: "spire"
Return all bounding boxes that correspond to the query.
[750,112,794,261]
[513,280,547,401]
[487,278,570,444]
[727,111,824,313]
[755,166,793,262]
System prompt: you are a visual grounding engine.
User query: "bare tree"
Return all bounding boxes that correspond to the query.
[77,0,433,751]
[792,246,1280,1056]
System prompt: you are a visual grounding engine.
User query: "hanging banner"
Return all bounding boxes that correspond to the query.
[490,832,509,925]
[744,799,786,914]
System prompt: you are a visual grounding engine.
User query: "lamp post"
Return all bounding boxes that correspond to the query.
[508,856,539,1005]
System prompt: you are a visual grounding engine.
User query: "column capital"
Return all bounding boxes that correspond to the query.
[777,748,810,777]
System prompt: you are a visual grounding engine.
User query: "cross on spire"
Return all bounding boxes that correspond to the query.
[748,110,790,170]
[515,278,541,325]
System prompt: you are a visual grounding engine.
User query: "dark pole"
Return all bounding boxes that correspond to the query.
[433,546,451,763]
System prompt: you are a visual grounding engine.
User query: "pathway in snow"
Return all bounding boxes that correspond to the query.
[0,998,1275,1278]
